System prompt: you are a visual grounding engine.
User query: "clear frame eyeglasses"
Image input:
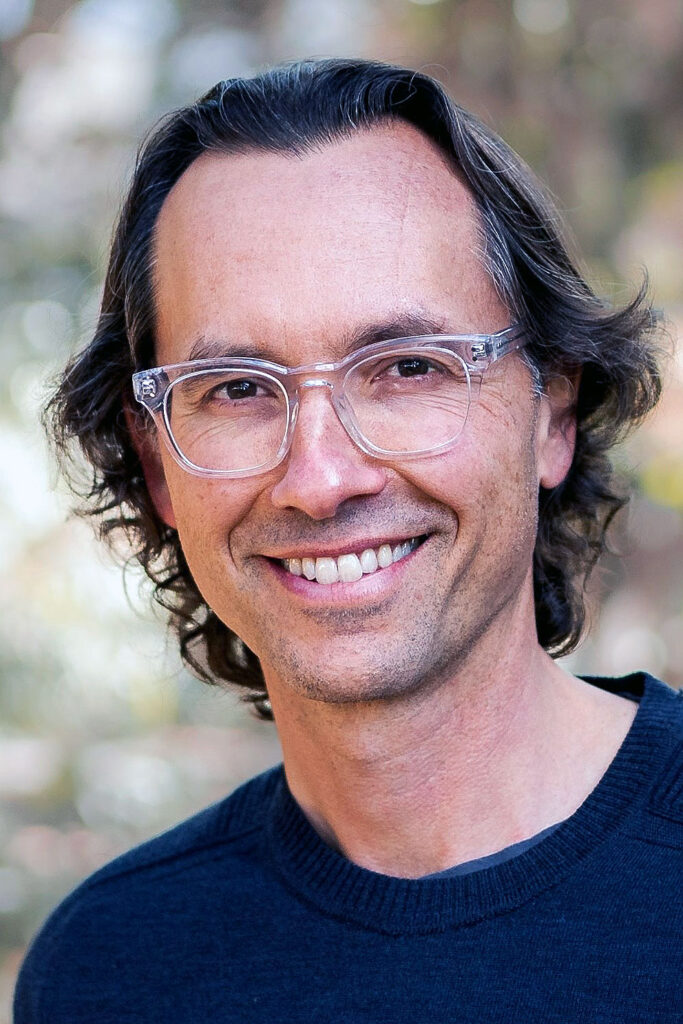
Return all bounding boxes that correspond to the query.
[131,324,526,478]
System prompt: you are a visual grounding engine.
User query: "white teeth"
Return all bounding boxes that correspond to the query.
[302,557,316,580]
[282,537,422,583]
[377,544,393,568]
[337,553,363,583]
[315,557,339,585]
[360,548,378,573]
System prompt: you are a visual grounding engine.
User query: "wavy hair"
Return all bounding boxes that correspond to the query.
[47,59,664,717]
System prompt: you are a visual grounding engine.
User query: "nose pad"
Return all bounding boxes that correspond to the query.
[270,384,387,519]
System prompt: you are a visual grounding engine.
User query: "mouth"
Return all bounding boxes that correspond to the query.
[274,535,428,585]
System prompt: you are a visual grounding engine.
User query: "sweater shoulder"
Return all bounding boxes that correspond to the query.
[82,761,282,885]
[14,765,283,1022]
[621,676,683,842]
[642,676,683,822]
[27,762,281,935]
[647,727,683,825]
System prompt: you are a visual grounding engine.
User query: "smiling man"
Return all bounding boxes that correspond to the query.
[15,60,682,1022]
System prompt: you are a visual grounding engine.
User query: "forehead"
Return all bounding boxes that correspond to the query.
[152,122,507,364]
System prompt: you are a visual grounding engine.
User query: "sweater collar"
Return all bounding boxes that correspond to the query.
[264,674,682,935]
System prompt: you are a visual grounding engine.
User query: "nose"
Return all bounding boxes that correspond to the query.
[269,385,388,520]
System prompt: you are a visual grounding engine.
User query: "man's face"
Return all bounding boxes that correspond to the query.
[145,123,573,704]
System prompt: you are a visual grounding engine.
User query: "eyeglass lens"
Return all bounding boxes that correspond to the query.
[165,349,472,473]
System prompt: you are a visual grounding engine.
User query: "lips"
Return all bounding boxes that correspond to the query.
[279,536,426,584]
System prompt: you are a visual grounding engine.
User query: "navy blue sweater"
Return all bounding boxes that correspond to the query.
[14,674,683,1022]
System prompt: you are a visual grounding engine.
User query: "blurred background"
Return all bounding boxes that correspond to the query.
[0,0,681,1016]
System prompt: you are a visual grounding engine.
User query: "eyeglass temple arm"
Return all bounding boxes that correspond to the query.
[469,324,526,365]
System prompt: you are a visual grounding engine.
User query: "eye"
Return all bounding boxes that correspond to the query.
[372,355,447,382]
[216,378,260,400]
[349,350,470,402]
[202,375,278,404]
[171,371,282,416]
[392,357,432,377]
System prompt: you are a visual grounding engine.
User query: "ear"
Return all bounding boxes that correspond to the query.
[537,372,580,490]
[123,398,177,530]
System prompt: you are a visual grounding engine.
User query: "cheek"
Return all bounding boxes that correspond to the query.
[165,477,269,643]
[396,433,504,508]
[162,467,259,574]
[398,427,540,548]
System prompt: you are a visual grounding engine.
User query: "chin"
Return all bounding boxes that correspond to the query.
[262,638,448,708]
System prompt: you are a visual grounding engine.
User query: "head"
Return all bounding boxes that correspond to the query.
[48,59,663,716]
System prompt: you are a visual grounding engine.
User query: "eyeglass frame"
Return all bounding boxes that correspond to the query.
[131,323,527,479]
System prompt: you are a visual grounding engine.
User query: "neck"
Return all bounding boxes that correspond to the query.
[265,621,636,879]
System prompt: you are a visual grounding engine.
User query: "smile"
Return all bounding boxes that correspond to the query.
[280,536,426,585]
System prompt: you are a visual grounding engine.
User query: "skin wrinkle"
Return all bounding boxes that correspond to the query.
[140,122,637,878]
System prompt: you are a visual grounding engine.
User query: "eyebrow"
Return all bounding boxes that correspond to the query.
[184,310,451,364]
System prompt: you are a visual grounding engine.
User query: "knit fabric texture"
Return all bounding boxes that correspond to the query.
[14,673,683,1022]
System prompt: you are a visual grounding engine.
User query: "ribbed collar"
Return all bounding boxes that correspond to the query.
[262,674,682,936]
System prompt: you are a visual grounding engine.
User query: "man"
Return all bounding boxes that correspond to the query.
[15,59,681,1021]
